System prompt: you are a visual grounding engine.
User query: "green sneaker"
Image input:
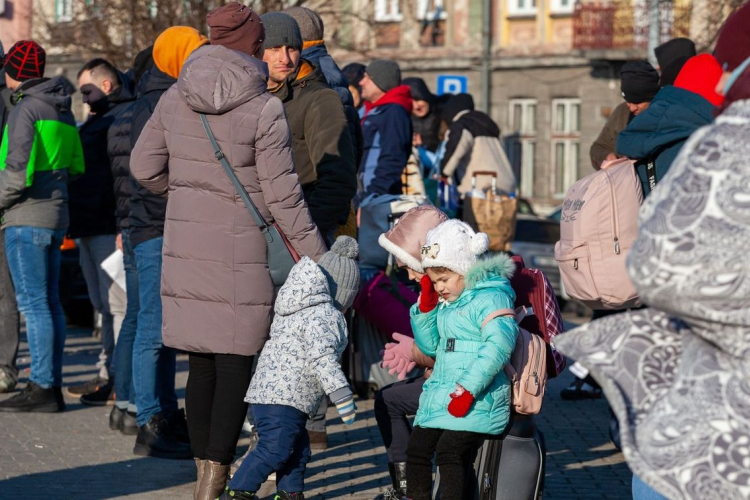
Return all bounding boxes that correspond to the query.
[275,492,304,500]
[0,369,16,393]
[217,486,257,500]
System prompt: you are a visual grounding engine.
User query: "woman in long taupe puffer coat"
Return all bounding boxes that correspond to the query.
[130,13,327,497]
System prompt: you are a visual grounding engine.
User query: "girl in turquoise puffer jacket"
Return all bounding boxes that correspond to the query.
[405,220,518,500]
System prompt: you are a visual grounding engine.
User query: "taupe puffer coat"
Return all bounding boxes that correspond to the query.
[131,45,326,356]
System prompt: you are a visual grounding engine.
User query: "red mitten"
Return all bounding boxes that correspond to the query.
[448,385,475,418]
[419,275,439,313]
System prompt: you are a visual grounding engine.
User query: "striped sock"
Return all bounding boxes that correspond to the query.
[334,394,356,425]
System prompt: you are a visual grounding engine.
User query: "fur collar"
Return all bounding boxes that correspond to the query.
[464,253,515,290]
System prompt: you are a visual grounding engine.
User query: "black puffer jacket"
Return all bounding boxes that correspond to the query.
[68,78,135,238]
[128,67,175,247]
[107,99,135,231]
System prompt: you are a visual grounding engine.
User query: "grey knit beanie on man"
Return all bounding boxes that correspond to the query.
[318,236,360,311]
[285,6,324,42]
[366,59,401,93]
[260,12,303,51]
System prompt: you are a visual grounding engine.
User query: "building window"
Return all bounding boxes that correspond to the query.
[550,0,575,15]
[417,0,447,20]
[508,99,537,198]
[375,0,403,22]
[507,0,537,17]
[56,0,74,22]
[552,98,582,197]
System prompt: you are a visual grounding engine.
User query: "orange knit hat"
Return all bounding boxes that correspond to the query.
[153,26,209,79]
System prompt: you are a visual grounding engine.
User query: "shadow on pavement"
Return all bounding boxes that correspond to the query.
[0,457,194,499]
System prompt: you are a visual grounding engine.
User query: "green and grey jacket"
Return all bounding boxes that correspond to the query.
[0,77,84,230]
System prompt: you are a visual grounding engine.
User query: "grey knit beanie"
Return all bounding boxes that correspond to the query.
[318,236,360,311]
[260,12,303,51]
[285,6,324,42]
[366,60,401,93]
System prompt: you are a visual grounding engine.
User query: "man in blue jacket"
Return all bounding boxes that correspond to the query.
[357,60,413,204]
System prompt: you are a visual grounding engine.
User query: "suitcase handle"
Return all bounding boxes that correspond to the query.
[472,171,498,192]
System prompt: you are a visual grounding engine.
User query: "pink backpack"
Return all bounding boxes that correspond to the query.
[486,307,547,415]
[555,158,643,310]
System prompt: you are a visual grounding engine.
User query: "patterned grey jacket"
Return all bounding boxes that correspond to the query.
[246,256,351,416]
[557,100,750,500]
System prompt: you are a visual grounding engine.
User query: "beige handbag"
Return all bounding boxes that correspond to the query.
[463,171,517,252]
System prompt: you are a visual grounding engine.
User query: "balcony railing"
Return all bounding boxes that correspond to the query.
[573,0,692,51]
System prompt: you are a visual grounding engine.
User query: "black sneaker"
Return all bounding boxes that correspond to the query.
[166,408,190,444]
[110,406,125,431]
[133,413,192,459]
[0,382,64,413]
[66,375,109,397]
[80,378,115,406]
[560,378,602,401]
[53,386,66,411]
[122,410,138,436]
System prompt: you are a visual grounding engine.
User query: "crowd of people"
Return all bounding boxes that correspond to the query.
[0,1,747,499]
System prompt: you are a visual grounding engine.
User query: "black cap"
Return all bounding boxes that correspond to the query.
[620,60,660,104]
[655,38,696,69]
[342,63,366,90]
[659,55,690,87]
[441,93,475,123]
[403,77,435,103]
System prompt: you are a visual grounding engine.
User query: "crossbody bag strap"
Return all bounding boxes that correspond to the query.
[198,113,272,243]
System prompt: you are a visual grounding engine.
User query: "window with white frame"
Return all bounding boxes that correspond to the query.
[550,0,575,15]
[417,0,447,20]
[552,98,582,197]
[507,0,537,17]
[375,0,403,22]
[56,0,74,22]
[508,99,537,198]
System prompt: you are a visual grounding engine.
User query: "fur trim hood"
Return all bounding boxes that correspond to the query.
[464,253,515,290]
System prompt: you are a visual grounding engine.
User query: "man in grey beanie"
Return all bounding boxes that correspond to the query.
[260,11,357,450]
[285,6,363,165]
[0,40,20,394]
[356,59,413,203]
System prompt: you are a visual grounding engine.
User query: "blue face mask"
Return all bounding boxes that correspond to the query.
[724,56,750,95]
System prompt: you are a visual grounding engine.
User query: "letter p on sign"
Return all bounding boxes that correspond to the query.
[436,75,468,96]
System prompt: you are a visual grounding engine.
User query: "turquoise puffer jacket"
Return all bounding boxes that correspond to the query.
[412,254,518,435]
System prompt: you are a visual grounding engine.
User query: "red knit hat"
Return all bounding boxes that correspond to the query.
[713,3,750,72]
[4,40,46,81]
[674,54,725,107]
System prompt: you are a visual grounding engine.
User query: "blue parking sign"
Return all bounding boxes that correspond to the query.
[436,75,468,95]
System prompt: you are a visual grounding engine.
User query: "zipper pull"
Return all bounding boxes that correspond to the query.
[534,373,539,386]
[614,238,621,255]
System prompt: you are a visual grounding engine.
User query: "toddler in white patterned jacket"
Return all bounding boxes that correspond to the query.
[224,236,361,500]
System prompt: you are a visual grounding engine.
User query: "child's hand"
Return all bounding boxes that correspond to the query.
[381,333,417,381]
[334,393,357,425]
[448,384,475,418]
[419,275,440,313]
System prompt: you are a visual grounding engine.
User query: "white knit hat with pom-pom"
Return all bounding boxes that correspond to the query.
[420,220,489,276]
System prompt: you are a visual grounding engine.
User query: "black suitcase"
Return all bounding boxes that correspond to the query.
[433,414,546,500]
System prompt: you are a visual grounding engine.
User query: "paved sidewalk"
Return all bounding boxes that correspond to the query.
[0,324,631,499]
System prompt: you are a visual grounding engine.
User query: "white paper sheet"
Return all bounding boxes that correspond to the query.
[101,250,126,292]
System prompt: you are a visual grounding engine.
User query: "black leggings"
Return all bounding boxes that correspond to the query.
[185,352,254,464]
[406,426,485,500]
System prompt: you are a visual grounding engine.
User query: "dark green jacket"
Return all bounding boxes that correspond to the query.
[0,77,84,229]
[272,60,356,234]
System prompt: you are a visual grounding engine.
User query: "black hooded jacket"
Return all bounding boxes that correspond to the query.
[128,67,175,247]
[68,76,136,238]
[404,77,446,152]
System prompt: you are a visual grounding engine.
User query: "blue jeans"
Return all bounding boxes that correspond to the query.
[114,230,138,412]
[132,237,177,426]
[632,475,668,500]
[4,226,66,388]
[230,404,311,493]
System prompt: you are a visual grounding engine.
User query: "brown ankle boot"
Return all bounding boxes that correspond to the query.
[197,460,230,500]
[194,458,206,500]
